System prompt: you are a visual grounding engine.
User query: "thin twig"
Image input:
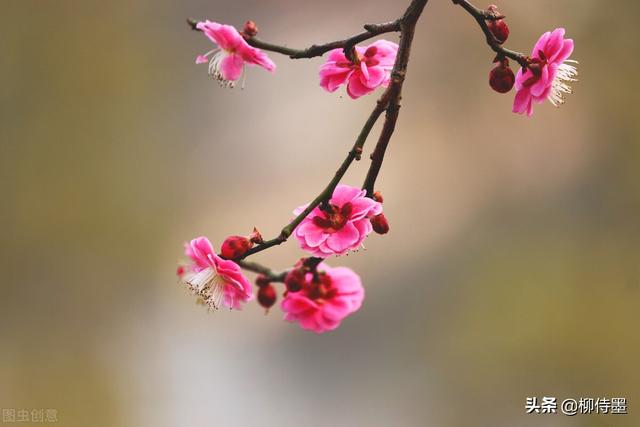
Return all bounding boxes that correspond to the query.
[238,89,393,260]
[187,18,401,59]
[362,0,429,196]
[236,260,286,282]
[188,0,430,267]
[451,0,528,67]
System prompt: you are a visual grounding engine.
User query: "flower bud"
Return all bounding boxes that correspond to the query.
[486,5,509,44]
[221,235,252,259]
[489,60,515,93]
[257,283,276,311]
[370,213,390,234]
[242,20,258,38]
[284,269,305,293]
[255,274,271,288]
[176,265,186,278]
[372,191,384,203]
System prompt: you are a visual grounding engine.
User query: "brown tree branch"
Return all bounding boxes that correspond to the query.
[239,0,430,261]
[362,0,429,196]
[187,18,401,59]
[188,0,430,269]
[236,260,286,282]
[238,89,392,260]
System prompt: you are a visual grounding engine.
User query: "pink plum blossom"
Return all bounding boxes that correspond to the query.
[281,263,364,333]
[195,20,276,88]
[319,40,398,99]
[513,28,578,116]
[179,236,252,310]
[293,185,382,257]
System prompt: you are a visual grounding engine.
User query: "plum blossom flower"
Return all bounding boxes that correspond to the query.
[195,20,276,88]
[179,236,252,310]
[319,40,398,99]
[293,185,382,257]
[281,263,364,333]
[513,28,578,116]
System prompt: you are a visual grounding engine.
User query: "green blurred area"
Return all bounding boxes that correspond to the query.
[1,0,639,426]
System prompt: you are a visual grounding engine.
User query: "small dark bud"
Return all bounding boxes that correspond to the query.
[489,60,515,93]
[372,191,384,203]
[370,213,390,234]
[221,235,253,259]
[242,20,258,38]
[257,283,277,311]
[284,269,305,293]
[255,274,271,288]
[485,5,509,44]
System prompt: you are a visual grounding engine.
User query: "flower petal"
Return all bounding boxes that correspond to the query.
[512,87,532,115]
[219,53,244,81]
[346,72,375,99]
[326,222,360,253]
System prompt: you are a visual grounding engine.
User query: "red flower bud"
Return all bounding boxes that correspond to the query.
[284,269,305,293]
[242,20,258,38]
[257,283,276,311]
[221,235,253,259]
[255,274,271,288]
[370,213,390,234]
[176,265,186,278]
[485,5,509,44]
[372,191,384,203]
[489,60,515,93]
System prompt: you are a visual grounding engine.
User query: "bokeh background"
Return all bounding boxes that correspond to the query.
[1,0,639,426]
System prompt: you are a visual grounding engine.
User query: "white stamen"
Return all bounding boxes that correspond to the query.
[548,60,578,107]
[207,50,243,89]
[182,267,227,309]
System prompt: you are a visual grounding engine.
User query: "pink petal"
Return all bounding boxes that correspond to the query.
[185,236,215,267]
[219,53,244,81]
[240,45,276,72]
[330,184,365,206]
[529,65,550,97]
[314,311,341,332]
[346,72,375,99]
[322,298,352,320]
[512,88,532,115]
[299,221,329,247]
[320,68,352,92]
[551,39,574,64]
[326,48,349,63]
[370,40,399,59]
[544,28,565,60]
[353,217,373,239]
[195,55,209,64]
[532,31,551,57]
[513,67,526,91]
[361,66,386,88]
[349,197,379,220]
[199,22,244,51]
[326,222,360,253]
[359,62,370,80]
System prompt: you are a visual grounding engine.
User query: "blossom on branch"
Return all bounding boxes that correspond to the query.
[281,263,364,333]
[319,40,398,99]
[513,28,578,116]
[179,236,253,310]
[195,20,276,88]
[293,185,383,257]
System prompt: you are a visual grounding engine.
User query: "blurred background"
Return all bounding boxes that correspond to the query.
[1,0,639,426]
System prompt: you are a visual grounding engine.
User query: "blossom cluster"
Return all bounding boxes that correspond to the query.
[178,185,386,333]
[178,6,579,334]
[193,16,577,115]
